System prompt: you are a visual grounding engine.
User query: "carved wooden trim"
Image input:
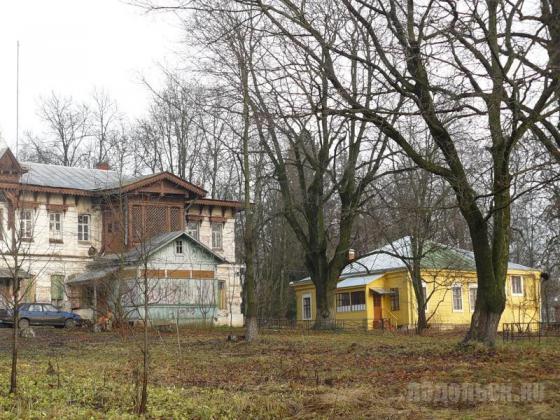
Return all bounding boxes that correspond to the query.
[19,201,40,209]
[46,204,70,212]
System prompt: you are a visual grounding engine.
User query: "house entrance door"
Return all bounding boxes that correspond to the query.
[373,294,382,320]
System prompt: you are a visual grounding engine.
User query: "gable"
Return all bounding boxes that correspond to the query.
[115,172,207,198]
[0,148,24,181]
[152,235,221,267]
[136,179,194,195]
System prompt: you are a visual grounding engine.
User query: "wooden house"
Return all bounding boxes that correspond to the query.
[291,237,541,330]
[0,143,243,326]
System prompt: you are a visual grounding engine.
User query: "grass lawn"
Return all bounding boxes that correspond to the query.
[0,326,558,419]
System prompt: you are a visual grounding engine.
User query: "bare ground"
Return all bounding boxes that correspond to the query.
[0,326,558,419]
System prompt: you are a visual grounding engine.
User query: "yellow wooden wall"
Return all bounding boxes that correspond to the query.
[293,269,541,329]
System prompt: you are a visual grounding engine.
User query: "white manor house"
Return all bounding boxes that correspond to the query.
[0,142,244,326]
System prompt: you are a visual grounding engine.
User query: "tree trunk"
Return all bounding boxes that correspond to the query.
[240,52,258,343]
[136,272,149,415]
[462,221,507,346]
[310,260,337,329]
[410,236,428,334]
[9,303,18,394]
[9,241,20,395]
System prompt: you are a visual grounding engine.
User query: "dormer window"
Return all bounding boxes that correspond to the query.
[175,239,184,254]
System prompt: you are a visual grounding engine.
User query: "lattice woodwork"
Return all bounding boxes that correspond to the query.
[145,206,167,238]
[170,207,181,231]
[131,205,143,241]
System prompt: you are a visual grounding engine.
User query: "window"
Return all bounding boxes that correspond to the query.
[336,291,366,312]
[212,223,223,249]
[511,276,524,296]
[469,285,477,312]
[175,239,184,254]
[51,274,65,305]
[390,288,400,311]
[19,209,33,240]
[336,292,351,312]
[422,282,429,311]
[452,284,463,311]
[350,291,366,311]
[186,221,200,241]
[43,304,59,312]
[29,304,43,312]
[82,286,95,308]
[78,214,90,241]
[218,281,226,310]
[302,294,312,320]
[49,212,63,242]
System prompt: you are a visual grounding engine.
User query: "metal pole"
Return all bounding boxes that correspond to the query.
[16,41,19,158]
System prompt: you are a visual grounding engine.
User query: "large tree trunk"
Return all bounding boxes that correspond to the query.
[462,214,507,345]
[240,53,258,343]
[313,278,334,328]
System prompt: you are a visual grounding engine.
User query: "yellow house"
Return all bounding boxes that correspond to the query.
[291,238,541,330]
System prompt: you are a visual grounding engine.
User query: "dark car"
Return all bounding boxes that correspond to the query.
[0,303,82,329]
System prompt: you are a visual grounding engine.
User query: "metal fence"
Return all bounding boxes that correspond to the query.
[257,318,423,334]
[502,322,560,342]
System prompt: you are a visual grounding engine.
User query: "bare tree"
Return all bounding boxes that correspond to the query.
[90,89,122,167]
[221,0,560,344]
[0,194,53,394]
[24,92,90,166]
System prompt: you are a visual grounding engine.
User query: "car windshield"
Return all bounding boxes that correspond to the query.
[43,304,59,312]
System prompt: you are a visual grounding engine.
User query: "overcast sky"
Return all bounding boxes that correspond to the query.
[0,0,183,153]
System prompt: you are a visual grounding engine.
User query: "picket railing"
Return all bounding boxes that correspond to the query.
[502,322,560,342]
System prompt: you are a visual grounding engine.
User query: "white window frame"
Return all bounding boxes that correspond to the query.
[186,221,200,241]
[77,214,91,242]
[452,283,463,312]
[390,287,400,311]
[211,222,223,250]
[468,284,478,312]
[302,293,312,320]
[49,212,63,241]
[19,209,33,240]
[511,275,524,297]
[422,281,429,312]
[175,239,184,254]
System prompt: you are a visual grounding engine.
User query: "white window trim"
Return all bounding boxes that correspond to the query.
[175,239,184,255]
[49,212,63,241]
[211,222,224,250]
[77,214,91,242]
[468,284,478,313]
[302,293,312,320]
[19,209,34,240]
[421,281,428,312]
[452,283,463,312]
[511,275,524,297]
[186,221,200,241]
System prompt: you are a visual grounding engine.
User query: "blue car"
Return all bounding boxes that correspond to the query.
[0,303,82,329]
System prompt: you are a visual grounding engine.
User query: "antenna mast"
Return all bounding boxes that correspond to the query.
[16,40,20,158]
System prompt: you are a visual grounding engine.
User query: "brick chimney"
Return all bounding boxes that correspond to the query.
[96,161,110,171]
